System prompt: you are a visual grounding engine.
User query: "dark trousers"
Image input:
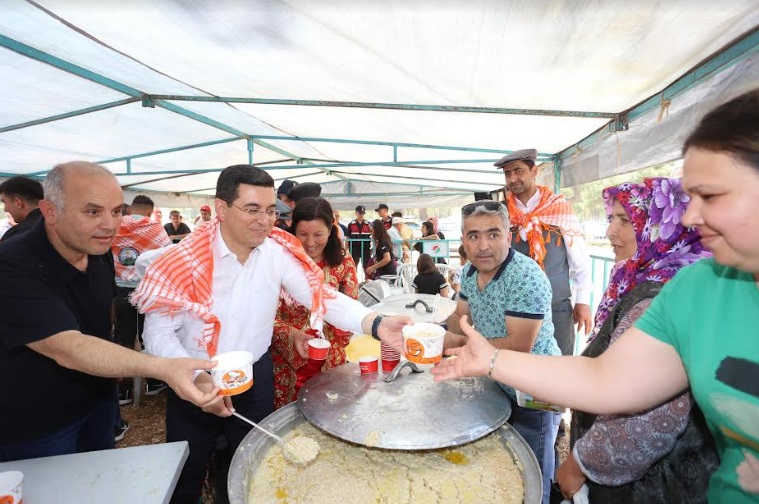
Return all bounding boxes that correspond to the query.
[552,299,576,356]
[114,286,144,395]
[167,351,274,504]
[0,391,117,462]
[114,286,144,350]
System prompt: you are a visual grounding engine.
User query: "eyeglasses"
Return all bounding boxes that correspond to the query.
[229,203,279,220]
[461,200,503,215]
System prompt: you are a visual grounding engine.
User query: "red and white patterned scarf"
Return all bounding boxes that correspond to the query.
[131,218,333,357]
[506,186,584,269]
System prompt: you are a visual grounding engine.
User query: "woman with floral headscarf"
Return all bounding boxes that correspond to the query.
[553,177,718,503]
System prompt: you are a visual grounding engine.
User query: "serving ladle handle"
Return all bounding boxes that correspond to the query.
[383,359,423,383]
[404,299,433,313]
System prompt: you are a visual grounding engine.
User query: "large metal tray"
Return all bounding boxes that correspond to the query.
[298,361,512,450]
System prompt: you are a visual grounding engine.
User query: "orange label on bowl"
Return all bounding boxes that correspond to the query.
[218,370,253,396]
[405,338,442,364]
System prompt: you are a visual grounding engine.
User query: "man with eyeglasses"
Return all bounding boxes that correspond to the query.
[135,164,411,504]
[496,149,593,356]
[445,200,562,504]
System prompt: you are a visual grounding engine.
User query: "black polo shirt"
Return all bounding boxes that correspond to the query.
[0,208,42,243]
[0,219,116,444]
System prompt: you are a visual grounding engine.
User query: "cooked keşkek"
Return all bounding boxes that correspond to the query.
[249,422,524,503]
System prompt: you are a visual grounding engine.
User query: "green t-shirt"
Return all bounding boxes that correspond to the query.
[635,259,759,503]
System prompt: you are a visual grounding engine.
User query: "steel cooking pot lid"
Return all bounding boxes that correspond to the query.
[370,293,456,324]
[297,362,512,450]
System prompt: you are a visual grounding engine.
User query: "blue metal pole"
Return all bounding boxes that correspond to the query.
[0,98,140,134]
[98,138,241,164]
[553,155,562,193]
[249,135,554,158]
[150,95,618,119]
[247,139,254,165]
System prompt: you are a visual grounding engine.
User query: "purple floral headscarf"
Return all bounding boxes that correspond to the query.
[589,177,710,341]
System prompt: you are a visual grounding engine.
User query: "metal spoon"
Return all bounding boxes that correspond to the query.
[232,411,319,465]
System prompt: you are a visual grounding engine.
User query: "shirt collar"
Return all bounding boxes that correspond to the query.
[213,226,266,264]
[516,187,542,212]
[27,217,102,281]
[465,248,515,282]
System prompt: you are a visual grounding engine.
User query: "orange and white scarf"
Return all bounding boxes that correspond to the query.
[506,186,584,269]
[111,215,172,283]
[131,218,333,357]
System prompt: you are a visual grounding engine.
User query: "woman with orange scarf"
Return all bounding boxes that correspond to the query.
[271,197,359,409]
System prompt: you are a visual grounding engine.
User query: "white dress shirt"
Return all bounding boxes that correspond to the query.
[514,189,593,305]
[142,228,372,362]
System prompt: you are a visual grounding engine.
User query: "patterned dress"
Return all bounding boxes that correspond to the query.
[271,253,359,409]
[571,282,719,503]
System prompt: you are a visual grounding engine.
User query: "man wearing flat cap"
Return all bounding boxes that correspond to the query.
[495,148,593,356]
[347,205,372,269]
[375,203,392,230]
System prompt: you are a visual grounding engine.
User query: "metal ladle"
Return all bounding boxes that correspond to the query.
[232,411,319,465]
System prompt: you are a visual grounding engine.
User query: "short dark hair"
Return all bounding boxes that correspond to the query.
[0,176,44,203]
[130,194,155,212]
[216,165,274,204]
[391,211,403,218]
[683,89,759,173]
[291,197,345,267]
[417,253,437,274]
[131,195,154,207]
[458,244,467,260]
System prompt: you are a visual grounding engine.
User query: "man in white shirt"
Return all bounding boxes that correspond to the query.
[136,165,409,504]
[495,149,593,357]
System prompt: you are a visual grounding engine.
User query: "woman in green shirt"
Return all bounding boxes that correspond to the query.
[433,88,759,503]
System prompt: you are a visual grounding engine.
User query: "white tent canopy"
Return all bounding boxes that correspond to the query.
[1,0,759,209]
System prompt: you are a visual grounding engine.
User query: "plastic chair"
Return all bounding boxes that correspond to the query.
[396,263,417,293]
[397,263,455,296]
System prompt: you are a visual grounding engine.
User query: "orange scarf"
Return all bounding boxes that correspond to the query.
[131,218,333,357]
[506,186,584,269]
[111,215,172,282]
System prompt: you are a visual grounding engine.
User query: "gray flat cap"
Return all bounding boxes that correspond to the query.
[494,148,538,168]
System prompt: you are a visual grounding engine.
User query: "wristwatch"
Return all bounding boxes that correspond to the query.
[371,315,384,340]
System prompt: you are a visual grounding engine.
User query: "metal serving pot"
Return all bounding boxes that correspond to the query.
[228,403,543,503]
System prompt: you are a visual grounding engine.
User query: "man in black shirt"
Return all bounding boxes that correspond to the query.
[164,210,192,243]
[0,176,43,242]
[0,161,222,462]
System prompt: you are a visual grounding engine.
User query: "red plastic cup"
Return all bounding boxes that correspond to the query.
[381,357,400,372]
[308,338,330,360]
[359,356,379,374]
[380,342,401,359]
